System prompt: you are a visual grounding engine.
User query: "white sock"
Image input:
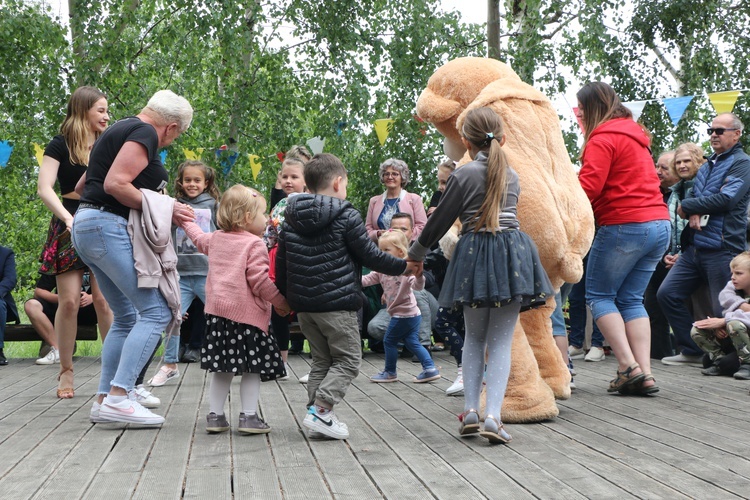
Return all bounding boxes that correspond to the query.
[240,373,260,415]
[209,372,233,415]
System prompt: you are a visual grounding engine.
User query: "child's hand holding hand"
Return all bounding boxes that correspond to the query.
[172,202,195,226]
[404,259,423,277]
[275,298,291,317]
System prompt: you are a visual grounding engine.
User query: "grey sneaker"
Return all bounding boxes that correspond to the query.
[701,365,722,376]
[206,412,230,433]
[734,364,750,380]
[661,353,703,366]
[238,413,271,434]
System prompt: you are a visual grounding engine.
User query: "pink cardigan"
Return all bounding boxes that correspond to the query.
[182,222,286,332]
[365,190,427,241]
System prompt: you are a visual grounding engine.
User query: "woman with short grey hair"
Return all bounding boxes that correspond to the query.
[366,158,427,241]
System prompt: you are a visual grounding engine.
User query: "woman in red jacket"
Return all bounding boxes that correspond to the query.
[577,82,670,395]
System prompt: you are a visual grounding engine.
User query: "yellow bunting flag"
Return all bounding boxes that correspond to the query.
[707,90,741,115]
[374,118,394,146]
[249,154,262,181]
[33,143,45,167]
[183,147,205,160]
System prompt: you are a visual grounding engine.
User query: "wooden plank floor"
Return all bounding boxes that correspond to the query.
[1,349,749,499]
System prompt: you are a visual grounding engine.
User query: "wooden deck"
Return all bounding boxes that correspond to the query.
[1,350,749,499]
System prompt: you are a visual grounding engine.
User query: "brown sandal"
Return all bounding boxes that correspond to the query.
[57,367,74,399]
[607,363,645,393]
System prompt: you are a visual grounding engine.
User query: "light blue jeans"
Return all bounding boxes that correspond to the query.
[72,207,170,394]
[163,275,207,363]
[586,220,670,323]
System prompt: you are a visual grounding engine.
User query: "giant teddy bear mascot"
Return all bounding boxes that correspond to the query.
[417,57,595,422]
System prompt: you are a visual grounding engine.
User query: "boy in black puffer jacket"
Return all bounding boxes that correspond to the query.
[277,153,416,440]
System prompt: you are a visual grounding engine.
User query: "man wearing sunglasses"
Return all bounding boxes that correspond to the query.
[658,113,750,366]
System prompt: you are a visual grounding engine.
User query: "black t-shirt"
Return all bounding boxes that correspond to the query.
[81,117,167,218]
[44,135,87,197]
[35,273,57,293]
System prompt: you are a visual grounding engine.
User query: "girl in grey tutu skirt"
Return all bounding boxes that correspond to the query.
[408,107,553,444]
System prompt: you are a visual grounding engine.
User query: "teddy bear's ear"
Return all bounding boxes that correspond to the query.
[416,88,464,124]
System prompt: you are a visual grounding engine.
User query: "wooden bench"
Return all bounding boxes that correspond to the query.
[5,323,100,357]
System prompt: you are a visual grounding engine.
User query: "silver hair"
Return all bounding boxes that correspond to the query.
[718,112,744,132]
[378,158,409,187]
[146,90,193,132]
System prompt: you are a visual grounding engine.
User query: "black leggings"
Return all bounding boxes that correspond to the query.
[270,309,290,351]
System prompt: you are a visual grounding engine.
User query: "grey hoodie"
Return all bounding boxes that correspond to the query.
[173,192,218,276]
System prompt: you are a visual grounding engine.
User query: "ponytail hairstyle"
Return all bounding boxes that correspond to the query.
[60,86,107,166]
[174,160,221,201]
[461,107,509,234]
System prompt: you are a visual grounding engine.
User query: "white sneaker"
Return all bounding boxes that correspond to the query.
[36,347,60,365]
[661,353,703,367]
[584,346,605,362]
[302,407,348,439]
[99,396,165,425]
[446,369,464,396]
[148,365,180,387]
[568,346,585,360]
[299,373,309,384]
[132,384,161,408]
[90,401,108,423]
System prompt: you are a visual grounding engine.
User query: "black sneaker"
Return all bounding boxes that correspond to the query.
[701,365,723,376]
[733,364,750,380]
[183,348,201,363]
[0,349,6,366]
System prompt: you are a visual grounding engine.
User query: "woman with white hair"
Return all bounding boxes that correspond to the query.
[72,90,195,425]
[365,158,427,241]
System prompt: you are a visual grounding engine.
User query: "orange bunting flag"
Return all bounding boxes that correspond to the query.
[248,154,262,181]
[707,90,741,115]
[374,118,394,146]
[33,143,44,167]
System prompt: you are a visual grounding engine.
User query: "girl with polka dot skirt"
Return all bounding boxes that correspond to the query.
[407,108,553,444]
[179,185,291,435]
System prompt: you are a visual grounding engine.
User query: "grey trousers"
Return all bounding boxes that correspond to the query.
[366,289,437,345]
[298,310,361,409]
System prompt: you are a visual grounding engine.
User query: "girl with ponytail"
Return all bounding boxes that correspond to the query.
[408,107,553,444]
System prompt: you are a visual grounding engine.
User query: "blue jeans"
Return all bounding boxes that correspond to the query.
[551,283,573,337]
[383,316,434,374]
[586,221,670,323]
[568,259,604,348]
[163,275,207,363]
[657,246,734,357]
[72,208,170,394]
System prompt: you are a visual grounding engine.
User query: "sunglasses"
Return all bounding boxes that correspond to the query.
[707,127,739,136]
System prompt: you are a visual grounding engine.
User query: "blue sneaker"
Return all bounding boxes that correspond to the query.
[413,367,440,383]
[370,370,398,383]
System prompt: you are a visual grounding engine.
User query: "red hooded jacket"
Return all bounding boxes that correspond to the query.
[579,118,668,225]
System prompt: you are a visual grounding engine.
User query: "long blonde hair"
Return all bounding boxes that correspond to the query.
[59,86,107,166]
[462,107,509,234]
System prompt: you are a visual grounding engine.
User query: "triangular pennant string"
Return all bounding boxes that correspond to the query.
[622,100,647,122]
[662,96,694,127]
[374,118,394,146]
[33,143,45,167]
[707,90,741,115]
[159,150,167,165]
[248,154,262,181]
[0,141,12,168]
[306,136,325,155]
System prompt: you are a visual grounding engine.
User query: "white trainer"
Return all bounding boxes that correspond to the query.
[446,369,464,396]
[99,397,165,425]
[148,365,180,387]
[299,373,309,384]
[568,346,585,360]
[302,407,348,439]
[132,384,161,408]
[36,347,60,365]
[584,346,606,362]
[90,402,108,423]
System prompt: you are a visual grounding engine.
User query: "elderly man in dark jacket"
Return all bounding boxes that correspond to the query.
[658,113,750,366]
[0,245,19,365]
[276,153,410,440]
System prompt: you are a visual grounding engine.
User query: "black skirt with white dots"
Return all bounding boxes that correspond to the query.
[201,314,286,381]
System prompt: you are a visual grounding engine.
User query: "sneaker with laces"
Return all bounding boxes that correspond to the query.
[238,413,271,434]
[307,429,331,439]
[584,346,606,362]
[446,369,463,396]
[132,385,160,408]
[303,407,349,439]
[413,367,441,383]
[568,346,585,360]
[148,365,180,387]
[733,364,750,380]
[35,347,60,365]
[299,373,309,384]
[206,412,230,433]
[701,365,722,376]
[370,370,398,383]
[99,396,165,425]
[661,353,703,366]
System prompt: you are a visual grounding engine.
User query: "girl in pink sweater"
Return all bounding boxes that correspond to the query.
[362,230,440,384]
[180,185,290,435]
